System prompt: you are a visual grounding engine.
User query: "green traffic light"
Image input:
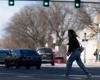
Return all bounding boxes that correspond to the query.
[9,0,14,6]
[75,3,80,8]
[45,2,48,5]
[43,0,49,7]
[75,0,80,8]
[44,2,49,7]
[76,3,79,7]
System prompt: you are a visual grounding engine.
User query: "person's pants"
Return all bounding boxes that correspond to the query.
[66,48,88,75]
[99,55,100,62]
[96,55,99,62]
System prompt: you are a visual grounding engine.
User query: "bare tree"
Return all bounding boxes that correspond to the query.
[4,2,100,48]
[4,5,51,48]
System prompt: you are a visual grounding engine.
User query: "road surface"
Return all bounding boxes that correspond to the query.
[0,64,99,80]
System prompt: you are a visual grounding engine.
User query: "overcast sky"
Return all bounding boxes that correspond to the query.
[0,1,37,39]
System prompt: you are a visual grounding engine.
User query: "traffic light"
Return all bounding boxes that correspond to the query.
[9,0,14,6]
[43,0,49,7]
[75,0,81,8]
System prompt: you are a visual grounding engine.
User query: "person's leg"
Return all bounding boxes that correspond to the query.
[66,57,73,75]
[66,50,77,76]
[76,56,88,73]
[98,55,100,62]
[96,55,98,62]
[76,55,92,78]
[95,56,97,62]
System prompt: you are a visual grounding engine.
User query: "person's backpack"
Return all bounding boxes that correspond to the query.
[93,49,98,56]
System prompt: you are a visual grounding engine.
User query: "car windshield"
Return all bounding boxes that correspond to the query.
[0,50,9,56]
[20,50,37,56]
[38,48,52,53]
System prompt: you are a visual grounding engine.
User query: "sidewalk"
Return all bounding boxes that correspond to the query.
[83,61,100,67]
[74,61,100,67]
[53,61,100,68]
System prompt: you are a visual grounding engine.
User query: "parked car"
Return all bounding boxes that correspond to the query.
[5,48,42,69]
[36,47,55,66]
[0,49,11,64]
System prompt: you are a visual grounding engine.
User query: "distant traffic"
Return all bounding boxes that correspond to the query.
[0,48,65,69]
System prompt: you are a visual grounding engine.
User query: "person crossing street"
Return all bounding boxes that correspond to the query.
[65,29,92,79]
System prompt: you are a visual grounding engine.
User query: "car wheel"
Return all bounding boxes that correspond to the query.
[36,65,41,69]
[16,62,20,69]
[26,66,30,69]
[5,60,10,68]
[15,60,21,69]
[51,62,55,66]
[5,63,10,68]
[16,64,20,69]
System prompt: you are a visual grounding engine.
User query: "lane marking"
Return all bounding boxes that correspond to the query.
[17,75,33,78]
[0,72,100,80]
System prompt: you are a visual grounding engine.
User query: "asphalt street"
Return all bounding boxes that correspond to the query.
[0,64,99,80]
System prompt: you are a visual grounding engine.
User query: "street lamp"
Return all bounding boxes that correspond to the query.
[82,33,88,63]
[94,13,100,50]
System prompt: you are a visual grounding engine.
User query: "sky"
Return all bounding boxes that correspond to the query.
[0,1,37,39]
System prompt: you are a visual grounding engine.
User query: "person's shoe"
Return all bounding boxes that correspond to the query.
[86,73,92,79]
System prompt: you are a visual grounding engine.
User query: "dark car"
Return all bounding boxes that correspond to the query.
[0,49,11,64]
[36,47,55,66]
[5,48,42,69]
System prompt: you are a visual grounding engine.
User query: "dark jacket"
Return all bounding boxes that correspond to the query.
[94,49,99,56]
[67,37,80,53]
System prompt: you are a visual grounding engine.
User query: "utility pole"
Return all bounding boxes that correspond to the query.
[82,33,88,63]
[94,13,100,51]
